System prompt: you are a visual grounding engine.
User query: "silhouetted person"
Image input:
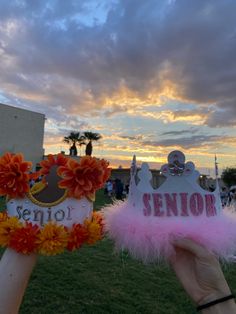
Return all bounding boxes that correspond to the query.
[115,179,123,200]
[69,144,77,156]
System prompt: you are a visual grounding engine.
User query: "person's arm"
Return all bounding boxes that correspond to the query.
[199,299,236,314]
[171,238,236,313]
[0,248,37,314]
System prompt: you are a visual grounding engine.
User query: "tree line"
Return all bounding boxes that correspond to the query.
[63,131,102,156]
[221,167,236,188]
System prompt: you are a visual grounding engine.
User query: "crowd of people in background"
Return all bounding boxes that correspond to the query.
[223,185,236,208]
[104,179,129,200]
[219,186,236,208]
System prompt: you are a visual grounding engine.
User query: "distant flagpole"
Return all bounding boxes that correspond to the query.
[214,154,222,210]
[215,154,219,178]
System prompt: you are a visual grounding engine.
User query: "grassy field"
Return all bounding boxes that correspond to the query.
[1,191,236,313]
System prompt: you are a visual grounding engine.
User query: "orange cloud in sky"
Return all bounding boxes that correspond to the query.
[102,80,179,109]
[134,110,206,125]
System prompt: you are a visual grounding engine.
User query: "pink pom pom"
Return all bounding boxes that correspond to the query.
[104,201,236,263]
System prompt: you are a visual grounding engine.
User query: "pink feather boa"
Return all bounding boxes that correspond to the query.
[104,200,236,263]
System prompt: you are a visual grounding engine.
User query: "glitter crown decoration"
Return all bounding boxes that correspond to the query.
[104,150,236,263]
[128,150,222,218]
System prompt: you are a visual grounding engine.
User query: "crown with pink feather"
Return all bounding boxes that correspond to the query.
[104,150,236,263]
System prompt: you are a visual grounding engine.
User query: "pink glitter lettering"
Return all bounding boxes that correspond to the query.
[205,194,217,217]
[180,193,189,216]
[152,193,164,216]
[143,193,151,216]
[165,193,178,216]
[190,193,204,216]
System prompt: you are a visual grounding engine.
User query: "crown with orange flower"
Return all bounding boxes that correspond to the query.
[0,152,111,255]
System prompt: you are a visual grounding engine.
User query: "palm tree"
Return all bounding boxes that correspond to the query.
[83,132,102,156]
[63,132,85,156]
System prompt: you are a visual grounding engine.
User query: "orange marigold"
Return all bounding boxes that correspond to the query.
[57,156,111,200]
[92,211,105,233]
[0,217,22,246]
[0,153,32,198]
[39,153,68,176]
[9,222,40,254]
[84,219,103,245]
[92,211,103,223]
[0,211,8,222]
[36,222,68,255]
[66,223,89,251]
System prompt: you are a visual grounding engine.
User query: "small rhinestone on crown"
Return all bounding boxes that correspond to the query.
[160,151,195,177]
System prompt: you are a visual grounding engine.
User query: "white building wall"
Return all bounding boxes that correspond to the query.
[0,103,45,169]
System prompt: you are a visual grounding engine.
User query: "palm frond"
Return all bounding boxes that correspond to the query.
[83,131,102,141]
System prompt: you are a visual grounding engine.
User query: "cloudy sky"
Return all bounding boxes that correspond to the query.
[0,0,236,174]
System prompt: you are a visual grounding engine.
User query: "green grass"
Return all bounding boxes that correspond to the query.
[20,240,195,314]
[18,241,236,314]
[1,190,236,313]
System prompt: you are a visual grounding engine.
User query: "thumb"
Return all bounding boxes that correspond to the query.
[171,238,208,259]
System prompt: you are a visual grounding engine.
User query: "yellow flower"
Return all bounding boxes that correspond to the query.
[85,219,102,245]
[0,217,22,246]
[36,222,68,256]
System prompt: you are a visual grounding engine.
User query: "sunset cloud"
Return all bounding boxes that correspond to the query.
[0,0,235,169]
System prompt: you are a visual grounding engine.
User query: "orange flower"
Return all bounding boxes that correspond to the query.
[29,170,42,181]
[36,222,68,255]
[92,211,104,223]
[66,223,89,251]
[0,217,22,246]
[0,212,104,254]
[0,211,8,222]
[39,153,68,176]
[9,222,40,254]
[99,159,111,184]
[91,211,105,233]
[57,156,111,200]
[84,218,103,245]
[0,153,32,198]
